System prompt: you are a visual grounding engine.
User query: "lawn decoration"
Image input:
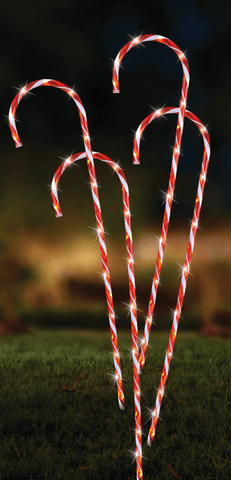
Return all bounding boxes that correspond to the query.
[51,150,142,472]
[132,107,210,446]
[8,80,125,411]
[8,35,210,480]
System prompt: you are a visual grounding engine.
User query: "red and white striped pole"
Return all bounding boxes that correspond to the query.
[51,150,142,480]
[8,80,125,410]
[140,108,210,446]
[113,35,190,374]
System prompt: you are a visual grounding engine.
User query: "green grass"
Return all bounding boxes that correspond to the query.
[0,329,230,480]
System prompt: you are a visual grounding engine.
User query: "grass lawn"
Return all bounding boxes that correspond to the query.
[0,328,230,479]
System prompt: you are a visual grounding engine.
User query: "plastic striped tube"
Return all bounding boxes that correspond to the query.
[138,108,210,446]
[113,36,189,372]
[8,79,125,410]
[134,106,208,370]
[51,151,142,480]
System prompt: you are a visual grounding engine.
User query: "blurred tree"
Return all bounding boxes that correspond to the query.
[0,242,35,335]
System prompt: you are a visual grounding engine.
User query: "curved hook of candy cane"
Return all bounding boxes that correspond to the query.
[8,80,125,411]
[143,110,210,447]
[134,107,209,374]
[51,151,143,480]
[112,35,189,187]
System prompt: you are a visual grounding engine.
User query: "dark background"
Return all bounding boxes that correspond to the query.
[0,0,231,330]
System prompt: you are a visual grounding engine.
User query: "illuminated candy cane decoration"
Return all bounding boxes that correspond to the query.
[51,151,143,480]
[8,79,125,410]
[113,36,189,369]
[136,108,210,446]
[135,107,209,370]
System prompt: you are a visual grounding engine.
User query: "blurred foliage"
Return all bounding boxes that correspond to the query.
[1,0,231,332]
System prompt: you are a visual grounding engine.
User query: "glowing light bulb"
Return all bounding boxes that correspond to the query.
[133,37,140,45]
[179,52,185,61]
[65,157,72,166]
[155,108,162,116]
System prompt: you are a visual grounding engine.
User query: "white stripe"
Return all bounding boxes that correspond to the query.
[173,314,178,335]
[144,323,150,344]
[51,180,58,202]
[152,282,156,303]
[144,35,162,42]
[164,355,169,376]
[172,157,177,177]
[84,145,93,162]
[136,126,142,150]
[204,137,210,158]
[92,191,102,213]
[136,438,142,456]
[182,63,190,85]
[166,200,170,220]
[182,274,186,294]
[77,152,87,160]
[156,397,160,416]
[109,318,117,338]
[134,394,141,415]
[178,110,183,132]
[128,265,135,289]
[98,234,107,255]
[190,230,195,252]
[104,277,112,296]
[9,109,16,131]
[31,79,52,90]
[125,219,133,242]
[72,98,87,119]
[198,183,202,205]
[133,354,140,375]
[168,107,179,115]
[131,310,138,330]
[118,174,129,195]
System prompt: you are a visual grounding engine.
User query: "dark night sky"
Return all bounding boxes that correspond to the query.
[1,0,231,235]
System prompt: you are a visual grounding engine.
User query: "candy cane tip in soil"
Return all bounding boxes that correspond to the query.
[8,81,125,411]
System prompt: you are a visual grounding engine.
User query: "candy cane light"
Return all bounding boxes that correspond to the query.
[8,79,125,410]
[113,35,190,372]
[51,151,143,480]
[133,107,210,446]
